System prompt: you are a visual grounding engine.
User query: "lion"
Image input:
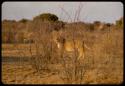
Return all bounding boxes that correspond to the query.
[52,30,90,60]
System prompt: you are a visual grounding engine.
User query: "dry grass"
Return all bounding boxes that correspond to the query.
[83,29,123,84]
[2,63,64,84]
[2,27,123,84]
[2,44,36,57]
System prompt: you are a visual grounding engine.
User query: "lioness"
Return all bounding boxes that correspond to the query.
[52,31,90,60]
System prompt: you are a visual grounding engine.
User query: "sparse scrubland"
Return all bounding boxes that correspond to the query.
[2,11,123,84]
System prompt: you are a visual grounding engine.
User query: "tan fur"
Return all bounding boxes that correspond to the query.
[63,40,85,60]
[55,37,87,60]
[52,31,90,60]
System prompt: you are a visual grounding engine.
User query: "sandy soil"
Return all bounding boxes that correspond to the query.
[2,44,123,84]
[2,60,123,84]
[2,63,64,84]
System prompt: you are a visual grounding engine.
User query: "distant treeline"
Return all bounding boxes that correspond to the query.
[2,13,123,43]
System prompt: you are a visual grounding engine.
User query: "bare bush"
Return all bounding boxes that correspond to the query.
[27,21,53,74]
[56,3,90,84]
[55,24,88,84]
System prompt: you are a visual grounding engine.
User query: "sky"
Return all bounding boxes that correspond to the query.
[2,2,123,23]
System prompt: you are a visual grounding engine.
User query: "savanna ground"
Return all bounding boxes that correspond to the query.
[2,26,123,84]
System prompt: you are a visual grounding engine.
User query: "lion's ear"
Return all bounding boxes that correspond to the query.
[62,37,65,43]
[56,37,60,42]
[57,36,65,43]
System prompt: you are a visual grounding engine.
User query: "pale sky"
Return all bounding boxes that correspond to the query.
[2,2,123,23]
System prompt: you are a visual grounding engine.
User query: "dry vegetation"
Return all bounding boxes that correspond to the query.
[2,5,123,84]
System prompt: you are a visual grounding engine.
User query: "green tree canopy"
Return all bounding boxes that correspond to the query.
[33,13,58,22]
[19,18,29,23]
[116,17,123,29]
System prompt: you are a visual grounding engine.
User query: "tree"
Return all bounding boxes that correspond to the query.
[33,13,58,22]
[19,18,29,23]
[116,17,123,29]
